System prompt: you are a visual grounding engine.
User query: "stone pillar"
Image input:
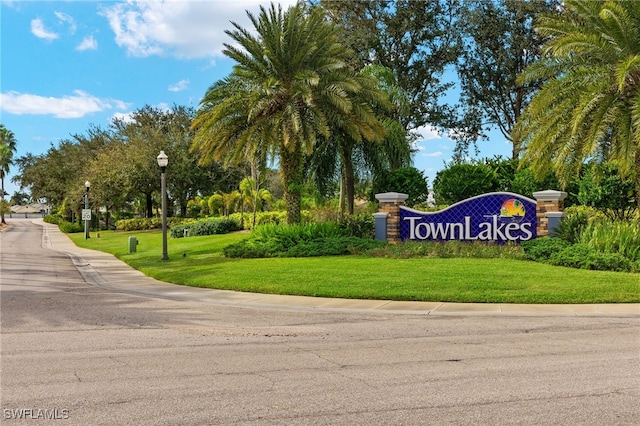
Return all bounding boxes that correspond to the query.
[374,192,408,243]
[533,190,567,238]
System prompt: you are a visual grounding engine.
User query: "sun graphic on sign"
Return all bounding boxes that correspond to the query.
[499,199,526,223]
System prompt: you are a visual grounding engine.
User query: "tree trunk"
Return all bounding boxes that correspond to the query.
[280,145,303,224]
[340,142,355,215]
[635,149,640,214]
[342,147,355,215]
[1,174,5,224]
[145,192,153,218]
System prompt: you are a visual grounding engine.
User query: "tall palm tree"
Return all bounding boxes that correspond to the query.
[191,3,384,224]
[307,65,412,215]
[515,0,640,210]
[0,124,17,224]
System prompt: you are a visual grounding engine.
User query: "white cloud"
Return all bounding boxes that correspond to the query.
[31,18,58,40]
[168,79,189,92]
[423,151,443,158]
[156,103,172,112]
[100,0,298,59]
[54,11,77,34]
[76,35,98,51]
[110,111,135,125]
[414,124,442,141]
[0,90,129,118]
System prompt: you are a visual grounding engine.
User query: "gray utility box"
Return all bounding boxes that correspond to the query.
[128,236,138,253]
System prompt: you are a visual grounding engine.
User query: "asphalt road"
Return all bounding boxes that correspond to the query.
[1,219,638,425]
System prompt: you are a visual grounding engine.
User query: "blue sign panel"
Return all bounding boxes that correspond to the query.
[400,192,537,243]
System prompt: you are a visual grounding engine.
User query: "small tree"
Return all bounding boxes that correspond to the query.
[433,163,497,205]
[578,163,636,221]
[374,167,429,207]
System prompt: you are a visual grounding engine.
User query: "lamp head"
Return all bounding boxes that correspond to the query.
[157,150,169,168]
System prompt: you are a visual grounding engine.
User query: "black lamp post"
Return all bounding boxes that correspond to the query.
[84,180,90,239]
[157,151,169,260]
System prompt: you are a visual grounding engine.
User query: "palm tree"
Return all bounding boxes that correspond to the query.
[239,177,273,228]
[306,65,412,215]
[0,124,17,224]
[515,0,640,210]
[191,3,385,224]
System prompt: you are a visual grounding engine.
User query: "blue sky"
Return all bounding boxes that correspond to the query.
[1,0,510,199]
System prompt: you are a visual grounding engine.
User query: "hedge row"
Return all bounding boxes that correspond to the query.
[114,217,192,231]
[170,218,241,238]
[44,214,83,233]
[521,238,640,273]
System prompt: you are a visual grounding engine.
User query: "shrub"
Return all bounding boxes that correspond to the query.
[548,244,635,272]
[365,240,527,260]
[578,162,637,221]
[373,167,429,207]
[521,237,571,261]
[555,209,590,244]
[170,218,241,238]
[578,219,640,261]
[222,221,382,258]
[115,217,190,231]
[43,214,64,225]
[58,220,83,233]
[433,163,497,205]
[224,236,383,258]
[252,222,343,244]
[225,210,312,229]
[338,213,374,238]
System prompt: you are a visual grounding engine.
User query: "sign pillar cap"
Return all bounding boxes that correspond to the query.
[532,190,567,202]
[375,192,409,203]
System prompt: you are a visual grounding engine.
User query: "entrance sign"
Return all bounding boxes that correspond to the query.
[400,192,537,243]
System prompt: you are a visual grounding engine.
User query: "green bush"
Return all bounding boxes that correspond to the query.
[252,222,343,243]
[58,220,83,233]
[578,219,640,261]
[115,217,190,231]
[556,206,605,244]
[578,162,637,221]
[43,214,64,225]
[171,218,241,238]
[373,167,429,207]
[338,213,375,239]
[365,240,526,260]
[433,163,498,205]
[44,214,83,233]
[224,210,312,229]
[222,221,382,258]
[224,236,383,258]
[548,244,635,272]
[521,237,571,261]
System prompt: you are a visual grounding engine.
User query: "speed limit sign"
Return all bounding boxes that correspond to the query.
[82,209,92,221]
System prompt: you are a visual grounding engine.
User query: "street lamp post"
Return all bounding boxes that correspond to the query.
[157,151,169,260]
[84,180,90,239]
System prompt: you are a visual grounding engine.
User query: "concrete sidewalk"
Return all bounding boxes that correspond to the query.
[24,219,640,317]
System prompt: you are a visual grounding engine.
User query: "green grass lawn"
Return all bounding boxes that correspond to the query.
[69,230,640,304]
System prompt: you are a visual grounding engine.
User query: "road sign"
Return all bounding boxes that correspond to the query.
[82,209,92,221]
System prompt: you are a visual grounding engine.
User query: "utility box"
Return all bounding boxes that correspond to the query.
[128,236,138,253]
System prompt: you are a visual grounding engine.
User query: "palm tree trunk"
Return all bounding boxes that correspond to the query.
[281,145,303,224]
[341,148,355,215]
[635,149,640,214]
[1,174,5,225]
[340,143,355,215]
